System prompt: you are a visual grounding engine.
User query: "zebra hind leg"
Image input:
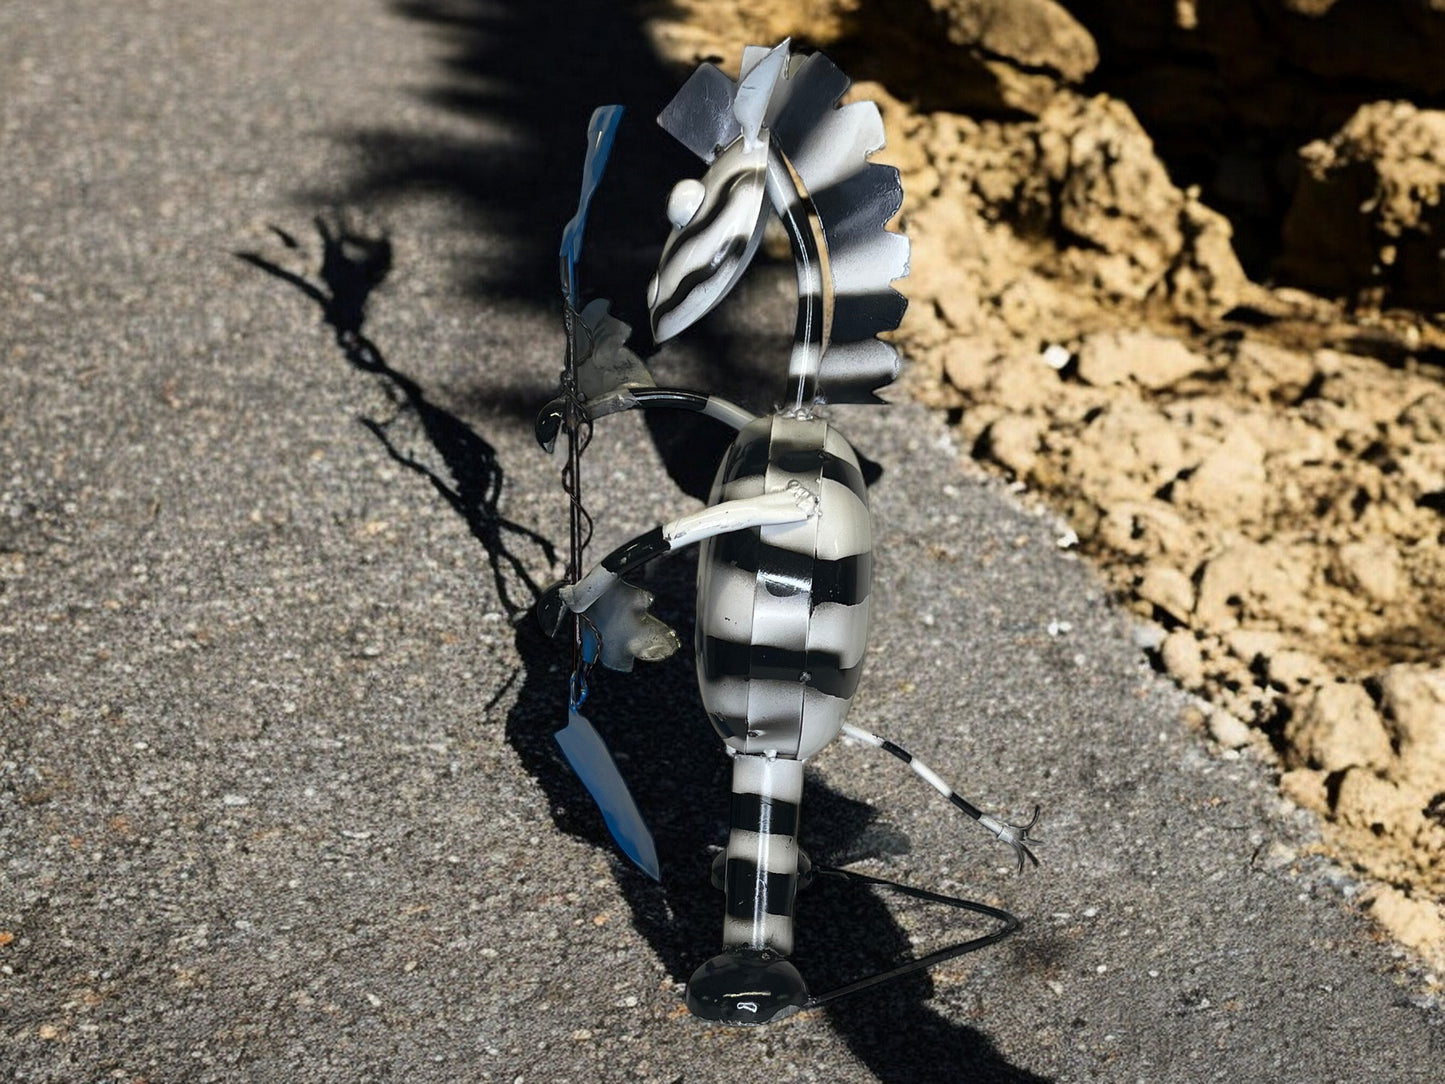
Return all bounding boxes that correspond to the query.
[687,755,811,1026]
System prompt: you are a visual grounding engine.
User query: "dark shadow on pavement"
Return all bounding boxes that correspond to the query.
[236,216,553,617]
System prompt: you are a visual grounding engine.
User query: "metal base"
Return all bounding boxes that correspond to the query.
[684,949,809,1026]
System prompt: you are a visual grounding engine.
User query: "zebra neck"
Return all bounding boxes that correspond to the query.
[764,152,828,415]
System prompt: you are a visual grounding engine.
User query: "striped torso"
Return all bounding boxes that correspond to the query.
[695,414,872,761]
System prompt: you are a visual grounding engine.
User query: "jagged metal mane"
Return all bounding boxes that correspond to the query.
[657,47,910,404]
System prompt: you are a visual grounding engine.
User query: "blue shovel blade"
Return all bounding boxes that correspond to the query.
[559,105,624,306]
[555,707,660,881]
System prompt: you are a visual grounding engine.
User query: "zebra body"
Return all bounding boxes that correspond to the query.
[697,415,872,761]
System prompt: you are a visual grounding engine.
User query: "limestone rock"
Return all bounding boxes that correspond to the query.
[1364,887,1445,970]
[1095,499,1198,560]
[1334,767,1422,832]
[1280,101,1445,307]
[1049,96,1183,300]
[1332,540,1402,605]
[1035,94,1245,314]
[941,340,996,392]
[1378,666,1445,785]
[1075,330,1210,389]
[1172,430,1269,523]
[1160,628,1205,688]
[1284,681,1393,773]
[1268,650,1328,692]
[1137,564,1195,624]
[1207,708,1255,750]
[1165,191,1248,320]
[979,414,1042,476]
[931,0,1099,83]
[1279,767,1330,814]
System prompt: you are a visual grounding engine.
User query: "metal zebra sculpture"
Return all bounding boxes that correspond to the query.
[536,41,1040,1025]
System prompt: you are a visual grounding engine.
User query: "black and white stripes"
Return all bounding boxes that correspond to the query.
[693,413,872,960]
[842,722,1042,872]
[695,415,872,763]
[542,47,1039,1026]
[721,755,804,954]
[648,135,769,345]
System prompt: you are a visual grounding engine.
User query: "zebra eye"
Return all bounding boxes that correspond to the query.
[666,179,707,229]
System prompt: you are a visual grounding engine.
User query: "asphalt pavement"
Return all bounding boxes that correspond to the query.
[2,1,1441,1081]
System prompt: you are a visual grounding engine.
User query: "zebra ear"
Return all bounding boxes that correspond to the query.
[657,61,739,163]
[733,39,789,149]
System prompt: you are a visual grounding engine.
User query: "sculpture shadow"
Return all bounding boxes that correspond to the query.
[264,0,1051,1076]
[236,217,552,616]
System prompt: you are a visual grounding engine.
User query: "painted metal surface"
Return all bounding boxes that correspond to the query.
[537,41,1035,1026]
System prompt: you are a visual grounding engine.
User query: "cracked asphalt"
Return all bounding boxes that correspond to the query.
[2,1,1441,1080]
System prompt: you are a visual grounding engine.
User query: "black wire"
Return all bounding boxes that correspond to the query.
[560,304,597,694]
[804,866,1021,1009]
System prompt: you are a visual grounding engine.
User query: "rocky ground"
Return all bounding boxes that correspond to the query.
[641,0,1445,966]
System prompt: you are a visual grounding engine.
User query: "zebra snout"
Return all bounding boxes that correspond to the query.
[666,178,707,228]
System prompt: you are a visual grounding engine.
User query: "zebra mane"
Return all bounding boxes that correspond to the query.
[657,44,910,404]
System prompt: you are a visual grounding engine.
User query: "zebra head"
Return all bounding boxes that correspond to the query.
[647,42,790,343]
[647,133,769,343]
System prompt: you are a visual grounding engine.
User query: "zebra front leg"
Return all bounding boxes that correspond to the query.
[539,483,820,634]
[686,754,810,1025]
[535,387,756,452]
[536,484,821,677]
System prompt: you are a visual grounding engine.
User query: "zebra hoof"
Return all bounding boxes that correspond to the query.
[685,949,808,1026]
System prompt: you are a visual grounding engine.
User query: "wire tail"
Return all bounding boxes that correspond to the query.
[841,723,1042,871]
